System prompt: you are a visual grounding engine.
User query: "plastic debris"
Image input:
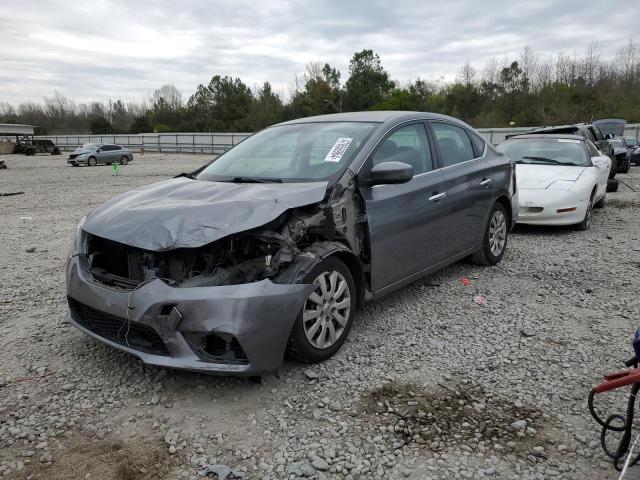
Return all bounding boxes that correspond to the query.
[198,464,245,479]
[461,277,471,286]
[473,295,487,305]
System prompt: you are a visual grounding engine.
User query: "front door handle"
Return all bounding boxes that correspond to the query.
[480,178,493,187]
[429,192,447,202]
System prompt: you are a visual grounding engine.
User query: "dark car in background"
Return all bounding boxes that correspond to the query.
[627,138,640,166]
[14,139,61,156]
[608,137,632,173]
[68,143,134,167]
[65,111,518,375]
[593,119,629,173]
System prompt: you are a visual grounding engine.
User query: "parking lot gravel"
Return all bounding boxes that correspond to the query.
[1,153,639,480]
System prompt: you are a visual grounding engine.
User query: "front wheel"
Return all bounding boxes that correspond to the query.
[87,156,97,167]
[120,155,128,165]
[287,257,356,363]
[471,203,508,266]
[576,197,593,231]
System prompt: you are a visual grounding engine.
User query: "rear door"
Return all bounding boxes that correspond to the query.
[360,122,450,291]
[428,121,494,257]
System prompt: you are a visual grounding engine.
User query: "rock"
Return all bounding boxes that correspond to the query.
[288,461,315,477]
[311,456,330,471]
[511,420,527,430]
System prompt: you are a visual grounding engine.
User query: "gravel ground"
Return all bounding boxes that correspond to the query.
[1,153,640,480]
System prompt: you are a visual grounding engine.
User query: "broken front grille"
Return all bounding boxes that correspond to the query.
[68,297,170,356]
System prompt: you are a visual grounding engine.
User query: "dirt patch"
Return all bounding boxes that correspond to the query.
[360,381,551,457]
[17,433,176,480]
[608,198,640,209]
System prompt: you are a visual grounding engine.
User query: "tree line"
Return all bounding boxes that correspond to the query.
[1,41,639,135]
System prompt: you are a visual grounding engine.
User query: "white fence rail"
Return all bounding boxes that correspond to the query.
[34,132,252,154]
[35,124,640,153]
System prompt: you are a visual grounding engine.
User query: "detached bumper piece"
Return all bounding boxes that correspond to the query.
[68,297,169,356]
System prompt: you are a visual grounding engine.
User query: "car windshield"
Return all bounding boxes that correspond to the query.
[497,138,589,166]
[197,122,378,183]
[609,138,624,147]
[81,143,99,150]
[626,138,638,146]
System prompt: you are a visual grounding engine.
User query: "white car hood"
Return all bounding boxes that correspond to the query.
[516,164,586,189]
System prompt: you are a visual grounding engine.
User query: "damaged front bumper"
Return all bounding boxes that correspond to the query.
[65,255,313,375]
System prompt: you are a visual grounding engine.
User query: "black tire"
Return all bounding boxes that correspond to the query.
[621,160,630,174]
[608,154,617,179]
[71,162,78,167]
[120,155,128,165]
[576,195,593,231]
[286,256,356,364]
[470,202,509,266]
[87,156,97,167]
[52,148,61,155]
[607,179,619,192]
[594,195,605,209]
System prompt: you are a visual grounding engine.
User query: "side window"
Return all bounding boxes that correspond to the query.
[468,131,486,157]
[371,124,433,175]
[586,140,600,157]
[431,122,475,167]
[112,145,122,151]
[101,145,113,151]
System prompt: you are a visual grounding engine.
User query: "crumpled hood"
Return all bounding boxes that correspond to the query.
[73,148,94,154]
[82,177,328,251]
[516,164,586,189]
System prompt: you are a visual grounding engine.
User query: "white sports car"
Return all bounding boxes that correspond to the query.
[497,134,610,230]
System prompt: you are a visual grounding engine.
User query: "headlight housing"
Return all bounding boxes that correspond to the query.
[69,216,87,257]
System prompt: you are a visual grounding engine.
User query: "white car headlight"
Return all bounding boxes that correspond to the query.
[547,180,575,191]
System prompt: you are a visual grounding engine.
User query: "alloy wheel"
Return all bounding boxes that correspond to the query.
[488,210,507,257]
[303,270,351,349]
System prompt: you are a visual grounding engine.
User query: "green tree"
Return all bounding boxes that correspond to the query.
[250,81,284,129]
[343,50,395,111]
[89,116,112,134]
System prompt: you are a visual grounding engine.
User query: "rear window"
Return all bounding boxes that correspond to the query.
[496,138,590,167]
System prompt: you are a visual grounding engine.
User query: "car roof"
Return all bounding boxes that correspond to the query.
[274,111,470,126]
[507,133,585,141]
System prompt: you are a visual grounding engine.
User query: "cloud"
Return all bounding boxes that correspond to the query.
[0,0,637,104]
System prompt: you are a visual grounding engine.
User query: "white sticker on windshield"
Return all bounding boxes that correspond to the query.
[557,139,581,143]
[324,137,353,162]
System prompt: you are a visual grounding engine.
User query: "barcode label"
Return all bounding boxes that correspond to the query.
[324,138,353,162]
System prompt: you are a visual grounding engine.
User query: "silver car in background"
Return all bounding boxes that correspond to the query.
[68,143,134,167]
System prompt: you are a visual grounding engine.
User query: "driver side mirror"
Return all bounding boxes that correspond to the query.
[592,156,609,167]
[369,161,414,186]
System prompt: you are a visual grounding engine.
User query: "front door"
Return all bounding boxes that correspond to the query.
[360,122,451,292]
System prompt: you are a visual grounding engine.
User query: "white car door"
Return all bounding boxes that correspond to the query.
[585,140,610,200]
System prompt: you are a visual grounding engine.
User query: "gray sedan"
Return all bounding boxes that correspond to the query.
[68,143,133,166]
[65,111,517,375]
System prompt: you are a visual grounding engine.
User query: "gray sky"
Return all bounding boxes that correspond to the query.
[0,0,638,104]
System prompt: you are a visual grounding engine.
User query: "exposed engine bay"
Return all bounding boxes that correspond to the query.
[85,173,369,290]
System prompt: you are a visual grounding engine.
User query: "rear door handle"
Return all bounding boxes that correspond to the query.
[429,192,447,202]
[480,178,493,187]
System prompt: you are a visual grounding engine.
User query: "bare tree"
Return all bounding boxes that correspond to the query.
[152,84,182,109]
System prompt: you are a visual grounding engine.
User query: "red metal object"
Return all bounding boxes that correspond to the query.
[594,368,640,393]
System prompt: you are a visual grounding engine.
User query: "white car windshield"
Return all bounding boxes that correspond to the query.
[497,138,590,167]
[198,122,378,183]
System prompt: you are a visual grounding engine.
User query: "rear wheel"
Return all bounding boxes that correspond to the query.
[471,203,508,266]
[87,156,97,167]
[287,257,356,363]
